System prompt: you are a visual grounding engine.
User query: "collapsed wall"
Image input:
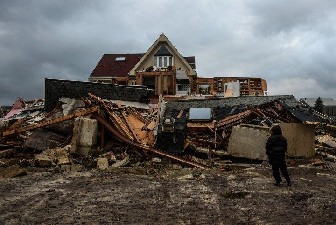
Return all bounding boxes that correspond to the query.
[45,78,153,111]
[227,124,316,160]
[165,95,298,110]
[227,125,270,160]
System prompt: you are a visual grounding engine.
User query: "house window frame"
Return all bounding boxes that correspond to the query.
[154,56,173,68]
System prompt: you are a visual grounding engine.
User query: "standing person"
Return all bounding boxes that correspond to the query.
[266,125,291,186]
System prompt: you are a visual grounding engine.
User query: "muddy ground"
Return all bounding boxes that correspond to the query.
[1,163,336,225]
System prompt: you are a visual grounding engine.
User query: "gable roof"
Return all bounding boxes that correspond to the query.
[130,33,196,75]
[154,45,173,56]
[91,53,143,78]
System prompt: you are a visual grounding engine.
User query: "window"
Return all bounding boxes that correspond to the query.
[159,57,162,67]
[154,56,173,68]
[177,84,190,91]
[164,57,167,67]
[154,44,173,68]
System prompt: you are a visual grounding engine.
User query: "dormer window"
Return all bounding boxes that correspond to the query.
[154,45,173,68]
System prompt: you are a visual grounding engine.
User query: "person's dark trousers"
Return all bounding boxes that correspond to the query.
[272,162,291,185]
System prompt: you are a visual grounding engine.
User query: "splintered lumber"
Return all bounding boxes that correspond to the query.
[217,110,253,128]
[94,114,209,169]
[126,107,151,125]
[108,111,134,141]
[2,106,98,137]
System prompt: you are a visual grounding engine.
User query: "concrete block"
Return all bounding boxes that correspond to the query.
[111,155,130,168]
[35,154,53,167]
[57,155,71,165]
[71,164,83,172]
[72,117,98,148]
[61,164,72,172]
[97,158,109,170]
[77,118,98,147]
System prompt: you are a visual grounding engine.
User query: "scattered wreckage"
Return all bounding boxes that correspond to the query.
[1,91,336,177]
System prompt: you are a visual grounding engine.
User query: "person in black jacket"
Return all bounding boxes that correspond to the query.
[266,125,291,186]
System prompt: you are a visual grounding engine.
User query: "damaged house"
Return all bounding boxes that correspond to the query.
[157,95,333,160]
[1,34,336,175]
[2,84,334,174]
[89,33,267,97]
[89,33,197,96]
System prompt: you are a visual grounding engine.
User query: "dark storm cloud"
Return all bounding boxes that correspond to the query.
[244,0,336,95]
[0,0,106,104]
[248,0,336,35]
[0,0,335,106]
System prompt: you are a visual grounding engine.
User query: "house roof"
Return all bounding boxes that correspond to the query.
[184,56,196,69]
[130,33,197,76]
[165,95,331,124]
[90,53,144,78]
[90,34,196,78]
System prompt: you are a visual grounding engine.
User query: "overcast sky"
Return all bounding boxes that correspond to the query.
[1,0,336,105]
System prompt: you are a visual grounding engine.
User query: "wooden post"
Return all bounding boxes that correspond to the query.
[100,125,105,149]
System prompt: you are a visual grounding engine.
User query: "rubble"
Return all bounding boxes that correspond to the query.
[0,165,27,178]
[34,154,52,167]
[110,155,130,168]
[0,91,335,179]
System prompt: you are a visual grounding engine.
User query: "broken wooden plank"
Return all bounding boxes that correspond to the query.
[217,110,252,128]
[93,114,209,169]
[121,111,141,143]
[126,107,151,125]
[3,106,98,137]
[108,110,134,141]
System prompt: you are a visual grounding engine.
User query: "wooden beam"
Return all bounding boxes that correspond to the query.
[94,114,209,169]
[3,106,98,137]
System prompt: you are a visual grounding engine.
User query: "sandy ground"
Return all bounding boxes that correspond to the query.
[1,164,336,225]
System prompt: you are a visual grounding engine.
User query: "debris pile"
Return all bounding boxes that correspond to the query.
[315,130,336,167]
[158,95,334,158]
[1,93,335,178]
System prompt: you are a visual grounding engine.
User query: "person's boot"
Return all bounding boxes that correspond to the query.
[286,180,291,187]
[274,182,281,186]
